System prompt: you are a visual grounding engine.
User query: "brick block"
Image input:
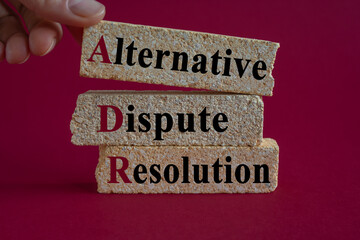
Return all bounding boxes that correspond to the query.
[96,139,279,194]
[70,91,263,146]
[80,21,279,96]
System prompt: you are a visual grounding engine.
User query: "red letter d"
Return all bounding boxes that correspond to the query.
[98,105,123,132]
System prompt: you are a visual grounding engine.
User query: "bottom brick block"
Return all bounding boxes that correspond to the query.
[96,139,279,194]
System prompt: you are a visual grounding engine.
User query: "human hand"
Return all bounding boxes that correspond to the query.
[0,0,105,64]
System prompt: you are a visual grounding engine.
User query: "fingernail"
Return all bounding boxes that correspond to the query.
[0,41,4,62]
[69,0,105,17]
[18,53,30,64]
[41,39,56,56]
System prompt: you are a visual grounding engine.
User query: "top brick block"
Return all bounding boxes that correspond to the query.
[80,21,279,96]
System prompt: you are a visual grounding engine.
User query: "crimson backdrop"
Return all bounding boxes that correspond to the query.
[0,0,359,239]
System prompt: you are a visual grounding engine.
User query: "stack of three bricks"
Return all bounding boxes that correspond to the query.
[70,21,280,194]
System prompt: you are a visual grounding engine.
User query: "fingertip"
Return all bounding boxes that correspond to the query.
[18,53,30,64]
[6,33,30,64]
[22,0,106,28]
[0,41,5,62]
[68,6,106,27]
[29,21,63,56]
[81,6,105,27]
[68,0,105,19]
[41,39,56,56]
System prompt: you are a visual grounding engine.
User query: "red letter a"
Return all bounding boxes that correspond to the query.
[98,105,123,132]
[87,36,112,63]
[108,157,132,183]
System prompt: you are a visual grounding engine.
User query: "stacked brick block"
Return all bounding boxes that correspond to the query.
[71,21,279,193]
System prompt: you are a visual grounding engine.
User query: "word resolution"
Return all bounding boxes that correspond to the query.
[107,156,270,184]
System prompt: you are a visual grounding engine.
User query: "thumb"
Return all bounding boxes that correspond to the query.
[19,0,105,27]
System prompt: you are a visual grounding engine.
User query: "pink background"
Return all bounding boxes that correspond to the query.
[1,0,359,239]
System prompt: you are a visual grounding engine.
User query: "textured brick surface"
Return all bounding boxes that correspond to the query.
[96,139,279,194]
[70,91,263,146]
[80,21,279,96]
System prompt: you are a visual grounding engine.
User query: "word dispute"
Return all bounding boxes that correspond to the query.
[87,36,268,80]
[98,105,229,140]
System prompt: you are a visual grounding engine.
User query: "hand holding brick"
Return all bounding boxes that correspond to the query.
[73,20,280,194]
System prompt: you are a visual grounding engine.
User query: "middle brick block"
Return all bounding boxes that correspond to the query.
[70,91,263,146]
